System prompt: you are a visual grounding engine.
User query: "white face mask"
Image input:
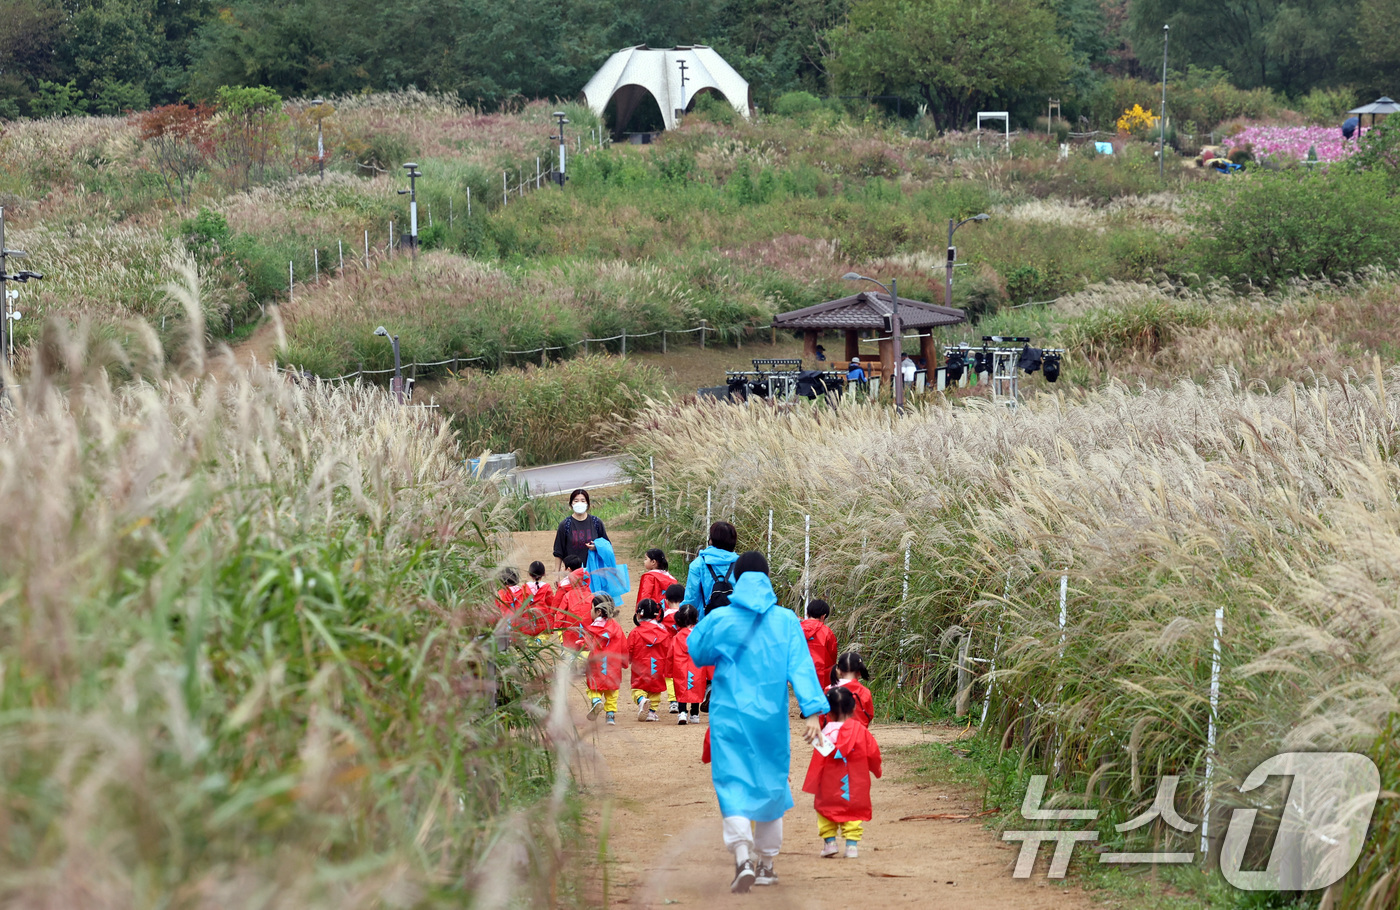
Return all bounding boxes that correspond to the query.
[572,501,588,515]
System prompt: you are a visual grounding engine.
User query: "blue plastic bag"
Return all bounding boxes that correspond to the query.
[586,537,630,600]
[1094,141,1114,155]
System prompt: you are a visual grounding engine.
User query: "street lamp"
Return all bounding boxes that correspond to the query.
[398,162,421,259]
[551,111,569,186]
[1159,25,1170,181]
[374,325,405,403]
[843,271,904,412]
[945,213,990,309]
[0,206,42,376]
[311,98,326,180]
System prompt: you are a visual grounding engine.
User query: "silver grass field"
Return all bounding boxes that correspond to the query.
[625,373,1400,908]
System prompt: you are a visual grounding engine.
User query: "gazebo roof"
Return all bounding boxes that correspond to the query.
[772,291,966,331]
[1349,97,1400,115]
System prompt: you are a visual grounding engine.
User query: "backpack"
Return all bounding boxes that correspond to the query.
[705,561,736,612]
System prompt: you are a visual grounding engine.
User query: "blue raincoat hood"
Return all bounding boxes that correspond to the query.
[727,571,778,615]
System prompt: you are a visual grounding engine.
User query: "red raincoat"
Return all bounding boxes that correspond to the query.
[801,618,839,690]
[802,720,882,823]
[496,583,550,638]
[554,569,594,650]
[524,580,554,630]
[835,678,875,727]
[637,569,678,608]
[585,616,628,691]
[670,627,712,703]
[628,620,672,694]
[661,606,680,634]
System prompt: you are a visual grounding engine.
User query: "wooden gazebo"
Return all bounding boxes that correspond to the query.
[772,292,967,380]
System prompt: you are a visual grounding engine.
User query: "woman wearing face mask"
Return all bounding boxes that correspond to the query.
[553,488,611,573]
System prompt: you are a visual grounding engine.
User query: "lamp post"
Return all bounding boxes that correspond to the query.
[311,98,325,180]
[843,271,904,412]
[0,206,42,376]
[1159,25,1170,181]
[374,325,405,403]
[551,111,569,186]
[946,213,990,309]
[398,162,420,260]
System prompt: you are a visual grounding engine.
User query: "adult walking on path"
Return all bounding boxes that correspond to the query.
[688,551,828,893]
[553,488,610,573]
[683,521,740,618]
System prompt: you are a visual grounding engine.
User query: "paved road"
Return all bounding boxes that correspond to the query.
[513,455,629,497]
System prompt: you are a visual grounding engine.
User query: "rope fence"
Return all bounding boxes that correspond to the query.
[273,323,739,386]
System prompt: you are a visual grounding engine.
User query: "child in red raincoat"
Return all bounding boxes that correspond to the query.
[523,561,554,640]
[829,651,874,727]
[636,549,679,615]
[803,686,882,858]
[495,567,550,640]
[659,583,687,712]
[554,556,594,651]
[585,594,628,725]
[628,598,671,721]
[669,605,711,725]
[801,599,839,690]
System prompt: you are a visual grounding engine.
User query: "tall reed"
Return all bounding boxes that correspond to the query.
[0,286,576,905]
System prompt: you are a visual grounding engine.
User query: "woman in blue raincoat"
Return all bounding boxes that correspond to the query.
[688,551,828,893]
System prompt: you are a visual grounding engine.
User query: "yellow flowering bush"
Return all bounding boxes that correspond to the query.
[1116,103,1159,135]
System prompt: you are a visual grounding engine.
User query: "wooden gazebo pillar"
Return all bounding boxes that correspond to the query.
[920,328,937,369]
[878,337,894,382]
[803,330,818,361]
[844,329,859,363]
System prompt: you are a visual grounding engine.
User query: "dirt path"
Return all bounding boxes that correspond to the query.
[507,531,1097,909]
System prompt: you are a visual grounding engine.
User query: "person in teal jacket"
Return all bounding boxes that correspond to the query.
[688,551,828,893]
[683,521,740,618]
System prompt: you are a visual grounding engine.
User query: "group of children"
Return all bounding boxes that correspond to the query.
[495,553,884,861]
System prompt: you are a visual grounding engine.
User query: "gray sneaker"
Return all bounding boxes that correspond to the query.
[730,859,756,893]
[754,859,778,886]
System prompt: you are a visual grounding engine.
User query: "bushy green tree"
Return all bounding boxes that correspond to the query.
[828,0,1073,131]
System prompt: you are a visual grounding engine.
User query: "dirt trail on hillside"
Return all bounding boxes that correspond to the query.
[508,531,1097,910]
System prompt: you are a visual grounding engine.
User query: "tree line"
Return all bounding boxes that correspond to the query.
[0,0,1394,125]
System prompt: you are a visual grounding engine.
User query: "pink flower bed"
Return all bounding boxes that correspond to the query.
[1228,125,1360,163]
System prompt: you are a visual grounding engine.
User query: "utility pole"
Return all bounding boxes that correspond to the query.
[311,98,326,179]
[0,207,42,376]
[551,111,569,186]
[398,162,421,261]
[677,59,690,124]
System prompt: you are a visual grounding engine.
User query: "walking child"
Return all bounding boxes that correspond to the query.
[830,651,875,726]
[801,599,839,690]
[661,583,686,710]
[636,549,678,617]
[524,561,555,640]
[555,555,594,652]
[669,604,708,725]
[496,567,549,640]
[585,594,628,725]
[803,686,882,858]
[628,598,671,721]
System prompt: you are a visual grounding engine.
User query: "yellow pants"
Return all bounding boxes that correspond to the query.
[818,815,865,842]
[587,689,619,712]
[666,678,676,700]
[632,687,667,708]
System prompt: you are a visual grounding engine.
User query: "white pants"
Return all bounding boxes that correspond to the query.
[722,816,783,863]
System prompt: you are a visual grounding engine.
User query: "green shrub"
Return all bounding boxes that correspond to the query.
[439,354,662,465]
[1346,115,1400,183]
[1186,169,1400,286]
[691,92,738,126]
[773,91,824,116]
